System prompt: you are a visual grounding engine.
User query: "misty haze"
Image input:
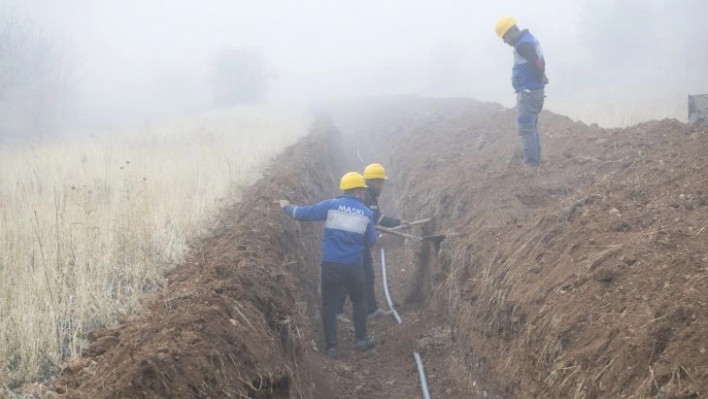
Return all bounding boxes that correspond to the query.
[1,0,706,135]
[1,1,708,398]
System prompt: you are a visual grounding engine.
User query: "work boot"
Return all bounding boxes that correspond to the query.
[336,313,351,323]
[368,309,393,320]
[325,347,337,359]
[354,337,376,352]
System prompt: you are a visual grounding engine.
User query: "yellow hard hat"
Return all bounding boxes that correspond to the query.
[363,163,388,180]
[339,172,368,190]
[495,16,517,38]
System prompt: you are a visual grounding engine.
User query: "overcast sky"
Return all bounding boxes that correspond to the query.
[5,0,708,128]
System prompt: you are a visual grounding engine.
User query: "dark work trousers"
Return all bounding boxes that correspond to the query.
[335,249,378,315]
[321,262,367,349]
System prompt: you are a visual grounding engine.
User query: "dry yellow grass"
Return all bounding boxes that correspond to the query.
[0,106,310,387]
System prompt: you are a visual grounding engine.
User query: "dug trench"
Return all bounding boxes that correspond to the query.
[49,98,708,398]
[329,97,708,398]
[51,117,343,398]
[48,114,452,399]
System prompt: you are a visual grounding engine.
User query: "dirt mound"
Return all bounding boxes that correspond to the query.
[363,99,708,397]
[38,98,708,399]
[52,119,341,398]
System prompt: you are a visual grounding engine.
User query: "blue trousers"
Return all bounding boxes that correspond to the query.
[516,89,545,167]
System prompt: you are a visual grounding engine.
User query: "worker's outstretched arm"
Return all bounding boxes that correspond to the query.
[377,213,401,228]
[364,189,403,228]
[281,199,333,222]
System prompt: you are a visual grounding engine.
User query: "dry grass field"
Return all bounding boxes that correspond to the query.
[0,106,310,387]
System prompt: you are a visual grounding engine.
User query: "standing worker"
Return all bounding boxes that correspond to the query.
[279,172,377,359]
[495,16,548,173]
[336,163,406,321]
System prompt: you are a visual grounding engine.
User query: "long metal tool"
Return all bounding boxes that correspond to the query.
[414,352,432,399]
[380,248,402,324]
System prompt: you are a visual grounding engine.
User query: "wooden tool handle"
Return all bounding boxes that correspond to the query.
[376,226,423,241]
[390,218,432,231]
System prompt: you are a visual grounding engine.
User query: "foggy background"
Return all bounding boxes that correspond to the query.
[1,0,707,137]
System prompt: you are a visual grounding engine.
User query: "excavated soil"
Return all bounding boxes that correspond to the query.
[332,97,708,398]
[39,98,708,399]
[51,118,341,398]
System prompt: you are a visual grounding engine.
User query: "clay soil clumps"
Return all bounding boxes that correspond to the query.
[380,99,708,398]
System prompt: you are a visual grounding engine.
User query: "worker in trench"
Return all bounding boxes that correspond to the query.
[495,16,548,174]
[336,163,407,322]
[279,172,377,359]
